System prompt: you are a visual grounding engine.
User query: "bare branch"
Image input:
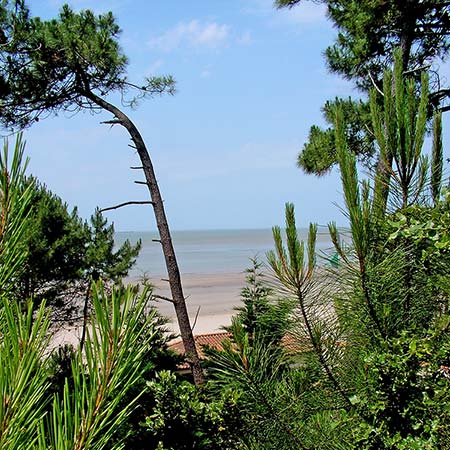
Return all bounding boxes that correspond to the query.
[153,294,174,303]
[130,166,143,170]
[368,71,384,96]
[191,306,201,332]
[403,64,431,75]
[99,200,154,213]
[134,180,147,185]
[100,118,123,126]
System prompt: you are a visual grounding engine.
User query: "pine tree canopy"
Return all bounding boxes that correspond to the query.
[0,0,175,129]
[275,0,450,175]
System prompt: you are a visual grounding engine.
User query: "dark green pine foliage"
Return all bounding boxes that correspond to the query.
[369,50,429,213]
[0,2,205,386]
[298,97,374,175]
[86,209,141,282]
[19,178,89,302]
[206,62,450,449]
[231,257,292,347]
[0,1,175,129]
[328,61,450,447]
[0,1,127,128]
[0,137,171,450]
[275,0,450,92]
[431,111,444,205]
[275,0,450,175]
[18,178,141,309]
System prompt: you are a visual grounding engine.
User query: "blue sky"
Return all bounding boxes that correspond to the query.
[20,0,449,231]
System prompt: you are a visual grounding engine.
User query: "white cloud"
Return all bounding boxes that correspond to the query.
[148,20,230,52]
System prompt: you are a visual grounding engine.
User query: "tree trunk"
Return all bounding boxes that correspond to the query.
[83,90,204,385]
[398,0,415,72]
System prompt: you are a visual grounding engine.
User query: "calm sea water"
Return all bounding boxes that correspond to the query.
[115,228,336,278]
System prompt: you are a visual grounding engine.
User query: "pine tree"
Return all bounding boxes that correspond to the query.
[0,1,203,383]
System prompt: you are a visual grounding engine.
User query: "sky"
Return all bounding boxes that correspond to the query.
[15,0,450,231]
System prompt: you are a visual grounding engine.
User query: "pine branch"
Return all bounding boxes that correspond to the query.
[99,200,154,213]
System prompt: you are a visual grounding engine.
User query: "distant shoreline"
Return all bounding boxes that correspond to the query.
[115,228,337,278]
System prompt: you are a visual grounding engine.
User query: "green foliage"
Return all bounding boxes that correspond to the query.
[17,180,141,312]
[0,135,48,449]
[387,193,450,266]
[275,0,450,92]
[383,197,450,325]
[0,134,34,293]
[144,371,242,450]
[207,319,305,449]
[275,0,450,176]
[351,322,450,449]
[206,204,353,448]
[431,112,444,204]
[298,97,375,175]
[267,203,317,290]
[106,311,180,450]
[86,209,141,282]
[218,61,450,449]
[0,281,172,450]
[207,318,353,449]
[329,62,449,447]
[0,135,177,449]
[268,203,356,410]
[0,136,166,449]
[44,284,165,450]
[330,57,448,338]
[19,178,88,301]
[231,257,292,348]
[0,299,51,450]
[0,1,175,129]
[1,0,203,386]
[370,50,430,211]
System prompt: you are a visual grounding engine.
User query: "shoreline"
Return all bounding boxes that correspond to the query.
[49,271,247,350]
[48,267,335,349]
[134,271,246,336]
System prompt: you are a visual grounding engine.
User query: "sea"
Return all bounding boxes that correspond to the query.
[115,228,338,278]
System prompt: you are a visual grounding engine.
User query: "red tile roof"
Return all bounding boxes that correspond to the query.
[167,331,309,362]
[168,332,232,360]
[168,332,347,371]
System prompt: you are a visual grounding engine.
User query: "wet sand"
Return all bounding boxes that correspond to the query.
[144,271,246,335]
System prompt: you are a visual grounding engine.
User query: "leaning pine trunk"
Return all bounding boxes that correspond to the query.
[84,90,204,385]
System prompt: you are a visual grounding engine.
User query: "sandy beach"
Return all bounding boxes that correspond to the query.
[49,271,246,349]
[146,271,246,336]
[48,265,337,350]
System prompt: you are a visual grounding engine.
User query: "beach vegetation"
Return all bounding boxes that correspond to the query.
[0,2,449,449]
[228,257,293,348]
[205,54,450,449]
[0,135,177,449]
[142,370,243,450]
[0,0,203,383]
[17,178,141,322]
[275,0,450,176]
